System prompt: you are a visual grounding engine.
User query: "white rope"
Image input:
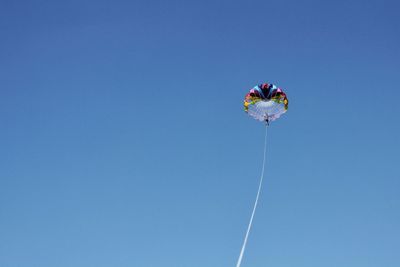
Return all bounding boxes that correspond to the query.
[236,125,268,267]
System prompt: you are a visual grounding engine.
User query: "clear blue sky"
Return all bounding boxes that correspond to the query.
[1,0,399,266]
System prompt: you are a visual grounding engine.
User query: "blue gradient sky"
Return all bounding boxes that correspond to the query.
[1,0,399,266]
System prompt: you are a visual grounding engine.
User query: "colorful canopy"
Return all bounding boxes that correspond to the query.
[244,83,289,123]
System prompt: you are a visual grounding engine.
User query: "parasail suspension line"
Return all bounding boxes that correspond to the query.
[236,125,268,267]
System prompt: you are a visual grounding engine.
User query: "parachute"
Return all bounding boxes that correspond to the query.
[236,82,288,267]
[244,83,288,123]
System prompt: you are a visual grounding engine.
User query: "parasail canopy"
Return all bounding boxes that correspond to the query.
[244,83,289,123]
